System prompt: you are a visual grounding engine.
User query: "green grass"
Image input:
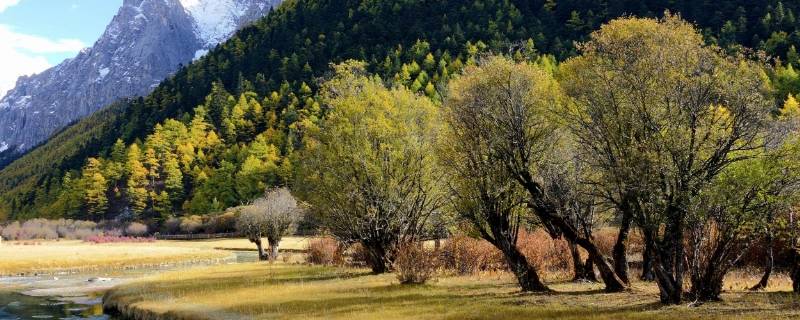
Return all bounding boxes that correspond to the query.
[103,263,800,320]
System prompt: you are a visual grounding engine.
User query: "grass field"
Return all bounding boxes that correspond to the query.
[159,236,312,252]
[0,236,316,275]
[103,263,800,320]
[0,240,235,275]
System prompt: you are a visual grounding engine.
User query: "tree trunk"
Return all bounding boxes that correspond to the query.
[613,210,632,284]
[584,255,597,282]
[650,225,683,304]
[750,234,773,291]
[792,249,800,293]
[640,239,655,281]
[495,235,549,292]
[690,272,724,302]
[793,264,800,293]
[251,237,268,261]
[363,242,390,274]
[524,193,627,292]
[569,241,588,281]
[268,239,281,261]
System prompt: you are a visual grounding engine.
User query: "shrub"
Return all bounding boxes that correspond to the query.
[205,211,238,234]
[179,216,203,234]
[438,231,578,278]
[348,243,371,268]
[394,243,438,284]
[84,235,156,244]
[0,219,120,240]
[439,235,505,275]
[519,230,571,275]
[306,237,344,265]
[125,222,149,237]
[163,217,182,234]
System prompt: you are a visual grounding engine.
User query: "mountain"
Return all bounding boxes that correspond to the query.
[1,0,800,221]
[0,0,279,159]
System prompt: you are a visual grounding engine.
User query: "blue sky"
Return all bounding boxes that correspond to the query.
[0,0,122,96]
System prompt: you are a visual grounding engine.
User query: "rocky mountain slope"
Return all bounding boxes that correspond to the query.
[0,0,279,157]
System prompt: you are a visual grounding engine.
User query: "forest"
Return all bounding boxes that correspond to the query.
[3,0,800,220]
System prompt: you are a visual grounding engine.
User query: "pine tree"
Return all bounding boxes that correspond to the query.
[126,144,149,217]
[780,93,800,119]
[83,158,109,218]
[163,154,184,205]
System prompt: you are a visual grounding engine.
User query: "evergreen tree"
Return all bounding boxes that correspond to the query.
[82,158,108,218]
[126,144,149,217]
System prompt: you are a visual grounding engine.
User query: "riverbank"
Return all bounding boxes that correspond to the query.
[0,238,279,320]
[103,263,800,320]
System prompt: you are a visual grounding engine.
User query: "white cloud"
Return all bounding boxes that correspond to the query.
[0,0,20,13]
[0,25,85,97]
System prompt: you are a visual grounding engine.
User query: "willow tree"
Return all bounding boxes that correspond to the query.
[560,14,772,303]
[442,56,625,292]
[298,61,442,274]
[236,188,302,261]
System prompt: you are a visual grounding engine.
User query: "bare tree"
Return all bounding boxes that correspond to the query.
[236,188,302,261]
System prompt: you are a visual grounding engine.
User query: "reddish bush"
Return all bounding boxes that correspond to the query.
[84,235,156,244]
[394,243,438,284]
[439,235,505,274]
[518,230,571,274]
[348,243,371,267]
[306,237,345,265]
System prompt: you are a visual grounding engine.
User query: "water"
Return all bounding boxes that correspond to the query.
[0,251,256,320]
[0,291,111,320]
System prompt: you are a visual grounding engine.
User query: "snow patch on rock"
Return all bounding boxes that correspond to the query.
[180,0,249,46]
[194,49,209,60]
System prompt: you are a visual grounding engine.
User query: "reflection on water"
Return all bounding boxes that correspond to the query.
[0,291,112,320]
[0,250,255,320]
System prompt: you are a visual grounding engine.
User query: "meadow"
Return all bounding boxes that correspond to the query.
[0,238,314,275]
[103,263,800,320]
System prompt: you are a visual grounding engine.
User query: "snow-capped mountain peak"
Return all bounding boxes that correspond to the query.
[181,0,263,47]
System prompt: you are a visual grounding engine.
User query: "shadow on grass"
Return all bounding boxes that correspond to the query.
[129,266,374,294]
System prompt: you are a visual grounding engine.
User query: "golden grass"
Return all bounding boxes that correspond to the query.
[0,240,233,275]
[158,236,312,251]
[104,263,800,320]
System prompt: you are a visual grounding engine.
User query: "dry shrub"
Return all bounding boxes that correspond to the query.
[394,243,438,284]
[179,216,203,234]
[1,219,113,240]
[439,235,505,274]
[348,243,371,267]
[306,237,344,265]
[125,222,149,237]
[518,230,571,275]
[592,228,618,256]
[163,217,182,234]
[439,231,577,277]
[205,211,238,233]
[84,235,156,244]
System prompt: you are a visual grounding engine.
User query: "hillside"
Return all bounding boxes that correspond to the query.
[0,0,278,166]
[2,0,800,220]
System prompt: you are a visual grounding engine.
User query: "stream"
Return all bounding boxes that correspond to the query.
[0,251,257,320]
